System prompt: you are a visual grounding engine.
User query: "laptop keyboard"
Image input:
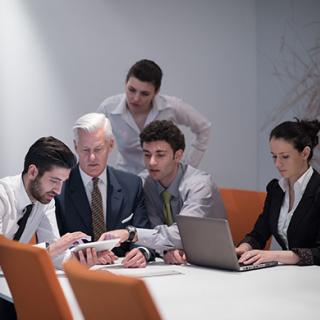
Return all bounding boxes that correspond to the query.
[239,261,278,271]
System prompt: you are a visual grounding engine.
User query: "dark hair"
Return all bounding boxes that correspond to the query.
[22,136,76,176]
[269,119,320,161]
[140,120,185,153]
[126,59,163,92]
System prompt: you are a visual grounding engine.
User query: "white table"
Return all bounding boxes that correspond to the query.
[1,262,320,320]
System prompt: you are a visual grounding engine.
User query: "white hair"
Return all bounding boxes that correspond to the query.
[73,113,113,143]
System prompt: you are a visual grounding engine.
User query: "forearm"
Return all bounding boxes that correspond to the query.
[184,146,205,168]
[184,126,211,168]
[31,241,63,260]
[136,225,182,251]
[237,242,252,251]
[272,250,300,265]
[46,243,61,257]
[0,201,6,234]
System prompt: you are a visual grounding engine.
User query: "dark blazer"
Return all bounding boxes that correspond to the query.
[243,170,320,265]
[55,165,152,257]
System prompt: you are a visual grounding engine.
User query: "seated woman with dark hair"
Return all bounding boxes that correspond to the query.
[236,119,320,266]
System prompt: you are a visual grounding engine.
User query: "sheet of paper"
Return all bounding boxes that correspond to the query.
[106,268,184,278]
[92,260,184,278]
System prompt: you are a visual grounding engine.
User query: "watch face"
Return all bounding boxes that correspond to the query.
[127,226,136,242]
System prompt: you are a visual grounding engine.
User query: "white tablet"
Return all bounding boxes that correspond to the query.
[70,238,120,253]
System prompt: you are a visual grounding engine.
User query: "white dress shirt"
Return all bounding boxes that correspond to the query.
[277,166,314,249]
[0,174,68,268]
[98,93,211,176]
[79,167,107,223]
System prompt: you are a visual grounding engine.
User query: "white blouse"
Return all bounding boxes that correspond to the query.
[98,93,211,176]
[277,166,314,249]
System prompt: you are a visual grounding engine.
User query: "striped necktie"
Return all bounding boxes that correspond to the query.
[91,177,105,241]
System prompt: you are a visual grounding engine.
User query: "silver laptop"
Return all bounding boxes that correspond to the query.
[176,215,278,272]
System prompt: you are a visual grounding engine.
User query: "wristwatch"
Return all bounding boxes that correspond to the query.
[126,225,137,242]
[45,242,50,253]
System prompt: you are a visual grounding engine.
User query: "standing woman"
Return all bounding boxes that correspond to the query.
[236,119,320,266]
[97,59,211,177]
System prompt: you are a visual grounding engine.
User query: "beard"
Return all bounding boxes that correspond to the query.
[28,176,56,204]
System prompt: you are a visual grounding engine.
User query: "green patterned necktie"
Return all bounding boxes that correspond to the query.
[91,177,105,241]
[162,191,174,226]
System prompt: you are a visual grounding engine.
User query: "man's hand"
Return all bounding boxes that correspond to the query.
[75,248,99,267]
[47,232,89,257]
[122,248,147,268]
[97,250,118,265]
[99,229,129,243]
[74,248,118,267]
[163,249,186,265]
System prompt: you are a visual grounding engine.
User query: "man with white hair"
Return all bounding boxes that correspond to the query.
[55,113,153,268]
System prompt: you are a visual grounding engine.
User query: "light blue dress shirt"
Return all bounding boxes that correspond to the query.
[136,164,226,251]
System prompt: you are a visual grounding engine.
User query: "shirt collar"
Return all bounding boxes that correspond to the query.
[79,167,107,188]
[110,95,127,114]
[153,95,169,111]
[156,163,185,198]
[16,174,34,213]
[110,94,168,115]
[278,166,314,193]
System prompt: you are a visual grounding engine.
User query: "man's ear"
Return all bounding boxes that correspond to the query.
[73,140,78,153]
[174,149,184,162]
[27,164,38,180]
[109,138,114,150]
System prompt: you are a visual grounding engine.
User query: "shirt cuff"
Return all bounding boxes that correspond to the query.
[137,247,151,262]
[34,242,47,249]
[136,228,158,246]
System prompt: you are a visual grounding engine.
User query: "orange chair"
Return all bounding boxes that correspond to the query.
[0,236,72,320]
[29,233,37,244]
[220,188,269,247]
[64,259,162,320]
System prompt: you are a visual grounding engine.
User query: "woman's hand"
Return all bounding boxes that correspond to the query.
[238,249,300,265]
[235,242,252,257]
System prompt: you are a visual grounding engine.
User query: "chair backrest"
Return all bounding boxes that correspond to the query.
[29,233,37,244]
[219,188,268,247]
[64,259,162,320]
[0,236,72,320]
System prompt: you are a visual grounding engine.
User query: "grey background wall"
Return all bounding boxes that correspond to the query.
[256,0,320,190]
[1,0,319,190]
